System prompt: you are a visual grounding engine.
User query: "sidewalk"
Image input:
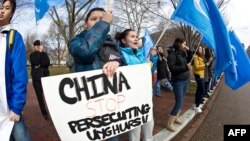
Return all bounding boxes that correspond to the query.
[23,81,197,141]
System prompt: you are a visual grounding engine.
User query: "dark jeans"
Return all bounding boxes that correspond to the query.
[107,136,118,141]
[10,115,31,141]
[204,78,211,94]
[170,78,189,116]
[194,75,205,107]
[32,79,48,116]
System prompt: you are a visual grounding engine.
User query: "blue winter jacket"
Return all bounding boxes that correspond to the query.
[4,29,28,115]
[69,21,110,72]
[120,47,147,65]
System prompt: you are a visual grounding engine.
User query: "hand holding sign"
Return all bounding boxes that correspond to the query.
[103,61,119,77]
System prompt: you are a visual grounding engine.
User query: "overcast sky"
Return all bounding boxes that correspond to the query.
[13,0,250,48]
[226,0,250,47]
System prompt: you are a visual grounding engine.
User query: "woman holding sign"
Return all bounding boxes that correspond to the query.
[115,29,154,141]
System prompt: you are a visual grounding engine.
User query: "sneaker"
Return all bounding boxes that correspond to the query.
[205,94,210,98]
[193,106,202,113]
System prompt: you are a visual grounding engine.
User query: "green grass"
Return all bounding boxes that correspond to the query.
[27,66,70,79]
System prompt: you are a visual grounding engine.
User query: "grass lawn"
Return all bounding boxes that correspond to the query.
[27,65,69,79]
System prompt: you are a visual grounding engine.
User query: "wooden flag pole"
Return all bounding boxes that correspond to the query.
[154,26,167,48]
[107,0,111,11]
[189,36,203,63]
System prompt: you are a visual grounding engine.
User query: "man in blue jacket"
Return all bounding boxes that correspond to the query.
[0,0,31,140]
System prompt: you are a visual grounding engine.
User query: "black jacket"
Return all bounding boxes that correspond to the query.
[98,35,121,67]
[157,53,170,80]
[167,48,190,81]
[30,51,50,80]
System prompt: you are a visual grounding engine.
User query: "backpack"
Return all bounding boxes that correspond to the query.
[5,29,16,53]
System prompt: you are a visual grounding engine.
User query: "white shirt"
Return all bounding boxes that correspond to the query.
[0,25,15,141]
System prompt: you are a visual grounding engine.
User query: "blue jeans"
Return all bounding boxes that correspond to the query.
[170,78,189,116]
[10,115,31,141]
[107,136,118,141]
[153,80,161,96]
[194,75,205,107]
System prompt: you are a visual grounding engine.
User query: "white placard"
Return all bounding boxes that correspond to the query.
[41,64,153,140]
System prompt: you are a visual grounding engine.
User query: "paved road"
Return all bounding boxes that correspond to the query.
[190,82,250,141]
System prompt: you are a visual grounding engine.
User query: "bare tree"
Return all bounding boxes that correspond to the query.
[48,0,96,46]
[113,0,163,35]
[47,21,67,66]
[166,0,231,50]
[24,32,37,65]
[12,0,33,23]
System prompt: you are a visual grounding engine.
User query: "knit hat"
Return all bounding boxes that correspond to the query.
[33,40,42,46]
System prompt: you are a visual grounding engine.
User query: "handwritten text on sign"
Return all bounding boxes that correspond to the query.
[41,64,153,140]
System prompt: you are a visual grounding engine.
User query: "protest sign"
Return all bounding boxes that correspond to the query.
[41,64,153,140]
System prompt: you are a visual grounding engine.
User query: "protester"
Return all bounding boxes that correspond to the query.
[166,38,191,132]
[192,46,213,113]
[116,29,154,141]
[30,40,50,120]
[204,47,214,98]
[154,46,172,97]
[0,0,31,140]
[69,7,121,141]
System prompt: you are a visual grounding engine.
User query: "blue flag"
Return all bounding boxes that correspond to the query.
[35,0,64,22]
[171,0,234,77]
[225,31,250,90]
[35,0,49,22]
[142,29,154,58]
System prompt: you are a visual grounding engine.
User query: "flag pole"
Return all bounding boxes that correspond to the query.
[154,26,167,48]
[189,36,203,63]
[107,0,111,11]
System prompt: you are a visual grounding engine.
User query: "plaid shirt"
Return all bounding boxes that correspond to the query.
[69,21,110,72]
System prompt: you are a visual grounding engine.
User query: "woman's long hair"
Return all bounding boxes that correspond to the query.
[115,29,134,47]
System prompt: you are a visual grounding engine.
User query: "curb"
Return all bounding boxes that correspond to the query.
[153,76,223,141]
